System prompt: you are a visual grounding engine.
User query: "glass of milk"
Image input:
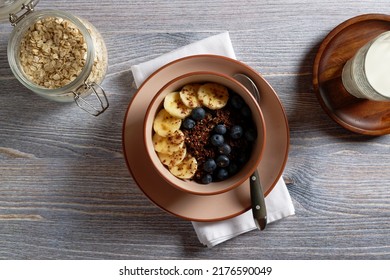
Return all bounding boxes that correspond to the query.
[342,31,390,101]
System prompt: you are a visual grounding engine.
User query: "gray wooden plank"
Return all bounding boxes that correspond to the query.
[1,0,390,259]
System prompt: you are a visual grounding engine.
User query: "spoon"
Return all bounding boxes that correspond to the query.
[233,73,267,231]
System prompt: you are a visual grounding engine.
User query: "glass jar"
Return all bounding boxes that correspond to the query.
[1,0,109,116]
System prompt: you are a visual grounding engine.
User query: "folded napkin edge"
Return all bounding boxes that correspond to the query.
[130,32,235,88]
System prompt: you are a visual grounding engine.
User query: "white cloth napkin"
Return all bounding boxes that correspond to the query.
[131,32,295,248]
[192,178,295,247]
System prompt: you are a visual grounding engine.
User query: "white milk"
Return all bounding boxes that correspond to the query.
[365,32,390,98]
[342,31,390,101]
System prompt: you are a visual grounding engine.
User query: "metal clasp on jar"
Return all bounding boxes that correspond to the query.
[9,0,39,26]
[72,82,109,116]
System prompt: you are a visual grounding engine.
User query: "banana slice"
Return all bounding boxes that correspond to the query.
[152,132,184,155]
[166,129,185,145]
[179,84,201,108]
[198,83,229,109]
[158,146,187,167]
[153,108,182,137]
[163,91,192,119]
[169,155,198,179]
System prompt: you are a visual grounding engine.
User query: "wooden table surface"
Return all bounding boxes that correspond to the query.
[1,0,389,260]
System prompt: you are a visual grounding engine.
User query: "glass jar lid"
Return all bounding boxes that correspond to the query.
[0,0,39,22]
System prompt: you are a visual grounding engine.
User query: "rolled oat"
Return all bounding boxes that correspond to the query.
[19,16,87,89]
[19,16,107,91]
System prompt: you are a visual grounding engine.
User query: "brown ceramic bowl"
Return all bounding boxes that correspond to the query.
[143,71,266,195]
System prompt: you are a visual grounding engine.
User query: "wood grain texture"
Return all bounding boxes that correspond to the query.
[1,0,390,259]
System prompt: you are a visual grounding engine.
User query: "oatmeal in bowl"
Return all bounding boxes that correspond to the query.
[143,71,266,195]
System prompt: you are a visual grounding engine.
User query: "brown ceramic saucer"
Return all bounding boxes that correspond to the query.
[122,55,289,222]
[313,14,390,135]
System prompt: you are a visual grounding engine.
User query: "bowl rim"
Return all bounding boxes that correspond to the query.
[143,70,267,195]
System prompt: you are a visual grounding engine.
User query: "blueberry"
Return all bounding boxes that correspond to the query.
[245,128,257,142]
[216,155,230,167]
[182,118,196,129]
[201,174,213,184]
[191,107,206,121]
[230,125,244,139]
[203,158,217,173]
[210,134,224,146]
[231,94,244,109]
[218,143,231,155]
[228,162,239,175]
[214,124,227,135]
[216,168,229,180]
[241,105,251,118]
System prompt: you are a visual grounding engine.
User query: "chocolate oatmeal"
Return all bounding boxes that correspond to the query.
[152,82,257,184]
[182,95,256,183]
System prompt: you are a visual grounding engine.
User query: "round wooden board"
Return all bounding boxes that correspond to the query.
[313,14,390,135]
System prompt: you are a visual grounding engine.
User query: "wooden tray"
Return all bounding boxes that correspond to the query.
[313,14,390,135]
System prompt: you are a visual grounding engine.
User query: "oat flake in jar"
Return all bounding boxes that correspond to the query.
[1,0,109,116]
